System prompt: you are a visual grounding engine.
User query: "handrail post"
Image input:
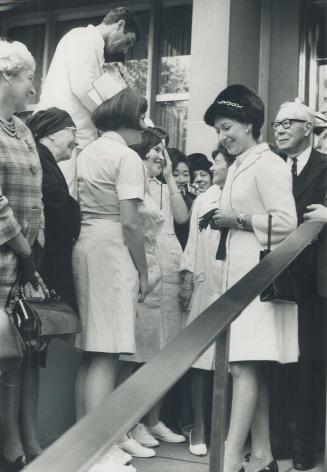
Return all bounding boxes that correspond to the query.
[209,328,230,472]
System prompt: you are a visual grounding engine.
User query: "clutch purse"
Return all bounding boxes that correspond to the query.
[260,214,298,304]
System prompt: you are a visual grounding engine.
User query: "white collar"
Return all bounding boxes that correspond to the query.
[101,131,127,146]
[287,146,312,175]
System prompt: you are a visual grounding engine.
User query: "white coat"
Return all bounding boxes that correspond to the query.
[220,143,299,363]
[36,25,105,194]
[180,185,223,370]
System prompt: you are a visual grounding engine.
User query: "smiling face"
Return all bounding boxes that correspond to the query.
[51,127,77,162]
[9,66,35,112]
[144,142,165,177]
[192,170,211,192]
[274,107,313,157]
[173,162,190,189]
[214,117,253,156]
[105,20,136,55]
[211,153,229,187]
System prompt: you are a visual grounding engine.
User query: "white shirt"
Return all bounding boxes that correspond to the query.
[36,24,105,149]
[287,146,312,176]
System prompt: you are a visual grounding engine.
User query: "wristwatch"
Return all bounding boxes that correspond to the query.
[236,213,246,229]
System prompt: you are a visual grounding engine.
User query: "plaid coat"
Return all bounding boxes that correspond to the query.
[0,117,44,306]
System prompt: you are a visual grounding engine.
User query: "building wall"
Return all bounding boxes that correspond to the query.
[267,0,302,143]
[228,0,262,91]
[186,0,231,156]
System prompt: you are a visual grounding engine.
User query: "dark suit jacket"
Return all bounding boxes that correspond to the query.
[317,191,327,297]
[37,143,81,309]
[291,149,327,299]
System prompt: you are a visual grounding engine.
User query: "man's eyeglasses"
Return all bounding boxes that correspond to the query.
[271,119,307,131]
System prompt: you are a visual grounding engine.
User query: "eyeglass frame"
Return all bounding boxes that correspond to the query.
[271,119,307,132]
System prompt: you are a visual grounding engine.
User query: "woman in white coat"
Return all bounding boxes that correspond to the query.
[179,147,235,456]
[204,85,298,472]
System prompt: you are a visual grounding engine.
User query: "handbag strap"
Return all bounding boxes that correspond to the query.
[267,214,272,252]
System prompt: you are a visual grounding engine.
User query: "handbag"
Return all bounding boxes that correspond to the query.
[260,214,298,304]
[9,286,81,355]
[0,307,25,370]
[24,290,81,337]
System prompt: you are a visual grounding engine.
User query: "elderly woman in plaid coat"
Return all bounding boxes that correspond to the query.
[0,39,46,470]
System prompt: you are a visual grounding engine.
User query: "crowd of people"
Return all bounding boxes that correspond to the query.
[0,5,326,472]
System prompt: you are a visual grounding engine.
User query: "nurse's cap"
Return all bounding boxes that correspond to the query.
[279,97,316,123]
[88,73,127,107]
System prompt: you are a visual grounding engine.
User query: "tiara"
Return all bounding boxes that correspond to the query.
[216,100,243,109]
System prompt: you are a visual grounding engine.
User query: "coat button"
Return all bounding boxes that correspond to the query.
[29,165,38,175]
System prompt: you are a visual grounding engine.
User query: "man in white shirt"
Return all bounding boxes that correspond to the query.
[36,7,140,193]
[273,100,327,471]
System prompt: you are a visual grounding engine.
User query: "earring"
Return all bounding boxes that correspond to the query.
[245,129,249,133]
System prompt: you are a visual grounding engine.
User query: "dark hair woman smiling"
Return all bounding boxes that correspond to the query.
[204,85,298,472]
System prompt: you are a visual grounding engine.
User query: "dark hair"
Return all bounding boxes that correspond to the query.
[130,127,163,160]
[102,7,141,42]
[91,88,144,132]
[187,153,212,181]
[149,126,169,146]
[168,148,188,172]
[204,84,264,140]
[212,145,235,168]
[139,96,148,116]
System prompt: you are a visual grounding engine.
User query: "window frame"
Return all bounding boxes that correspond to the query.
[2,0,193,144]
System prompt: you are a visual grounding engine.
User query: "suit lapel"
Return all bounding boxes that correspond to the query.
[293,149,326,199]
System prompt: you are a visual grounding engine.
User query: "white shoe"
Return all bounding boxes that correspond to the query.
[188,430,208,456]
[88,457,136,472]
[104,445,132,465]
[146,421,186,443]
[120,433,156,458]
[130,423,159,447]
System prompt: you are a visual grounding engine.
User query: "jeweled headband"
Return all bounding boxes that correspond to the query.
[216,100,244,109]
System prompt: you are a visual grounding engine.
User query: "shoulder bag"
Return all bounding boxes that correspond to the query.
[260,214,298,303]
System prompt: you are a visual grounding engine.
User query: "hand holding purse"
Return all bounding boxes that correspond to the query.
[260,214,298,303]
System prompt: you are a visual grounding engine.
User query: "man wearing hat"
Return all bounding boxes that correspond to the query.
[273,100,327,470]
[35,7,140,194]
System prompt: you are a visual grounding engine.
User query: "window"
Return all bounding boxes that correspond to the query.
[3,1,193,150]
[316,4,327,115]
[7,23,46,103]
[155,4,192,150]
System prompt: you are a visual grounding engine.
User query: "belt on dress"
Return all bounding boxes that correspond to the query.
[81,213,121,222]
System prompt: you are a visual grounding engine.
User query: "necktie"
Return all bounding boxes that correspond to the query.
[291,158,298,185]
[216,228,229,260]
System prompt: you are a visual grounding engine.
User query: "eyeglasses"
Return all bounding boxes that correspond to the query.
[271,119,307,131]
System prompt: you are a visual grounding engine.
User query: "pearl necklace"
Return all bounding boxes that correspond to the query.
[0,117,17,138]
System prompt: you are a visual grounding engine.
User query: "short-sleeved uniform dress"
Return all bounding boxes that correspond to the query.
[73,131,145,354]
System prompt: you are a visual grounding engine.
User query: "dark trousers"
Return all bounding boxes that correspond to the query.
[292,295,326,458]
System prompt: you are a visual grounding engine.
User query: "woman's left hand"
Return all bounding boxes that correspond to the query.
[211,209,239,229]
[303,204,327,223]
[162,147,172,179]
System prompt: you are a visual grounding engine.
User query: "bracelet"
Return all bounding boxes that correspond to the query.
[170,190,180,197]
[183,286,192,290]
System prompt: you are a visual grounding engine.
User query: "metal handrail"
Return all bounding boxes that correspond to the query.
[25,222,324,472]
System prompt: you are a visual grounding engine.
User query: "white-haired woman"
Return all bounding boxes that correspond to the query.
[0,39,46,470]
